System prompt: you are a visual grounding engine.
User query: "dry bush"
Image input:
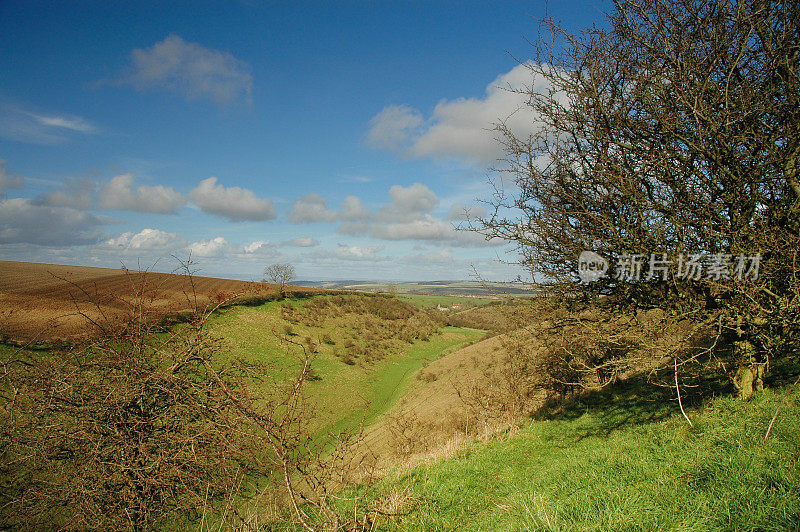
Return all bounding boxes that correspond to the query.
[451,299,713,431]
[386,410,423,459]
[417,370,438,383]
[287,294,439,365]
[1,326,256,529]
[0,263,383,531]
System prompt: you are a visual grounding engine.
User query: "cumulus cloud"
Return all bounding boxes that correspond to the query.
[340,195,371,220]
[117,35,253,105]
[279,182,504,249]
[365,104,423,150]
[0,198,108,246]
[287,193,337,223]
[362,183,439,227]
[0,160,23,192]
[0,104,99,144]
[283,184,500,247]
[189,236,229,257]
[385,183,438,215]
[287,194,371,224]
[367,63,547,164]
[242,240,271,253]
[35,177,96,209]
[189,177,276,221]
[98,174,186,214]
[338,184,501,247]
[364,216,453,240]
[104,228,185,251]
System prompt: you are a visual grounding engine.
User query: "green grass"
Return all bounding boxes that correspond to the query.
[0,343,52,359]
[203,295,484,438]
[326,326,485,436]
[344,384,800,531]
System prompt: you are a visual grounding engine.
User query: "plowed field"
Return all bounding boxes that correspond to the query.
[0,260,314,343]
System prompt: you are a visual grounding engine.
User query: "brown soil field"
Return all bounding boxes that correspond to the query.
[0,260,318,343]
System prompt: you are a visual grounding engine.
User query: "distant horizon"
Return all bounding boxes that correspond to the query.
[0,257,527,285]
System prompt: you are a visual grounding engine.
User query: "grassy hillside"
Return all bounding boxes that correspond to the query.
[203,294,486,438]
[4,276,797,530]
[340,383,800,531]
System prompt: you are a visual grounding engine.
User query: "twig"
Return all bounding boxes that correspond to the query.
[764,374,800,441]
[675,358,693,427]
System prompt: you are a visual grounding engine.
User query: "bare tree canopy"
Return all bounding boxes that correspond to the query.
[476,0,800,398]
[264,263,296,297]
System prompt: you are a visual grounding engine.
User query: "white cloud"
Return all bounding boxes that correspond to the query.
[243,240,271,253]
[98,173,186,214]
[0,160,23,192]
[308,244,386,263]
[367,63,547,164]
[35,177,96,209]
[0,198,108,246]
[118,35,253,105]
[104,228,185,251]
[337,184,501,247]
[365,104,423,150]
[189,177,276,221]
[0,104,98,145]
[28,113,97,133]
[287,193,337,223]
[287,193,371,224]
[189,236,229,257]
[282,183,501,248]
[366,216,453,240]
[386,183,438,214]
[340,195,371,220]
[243,237,317,253]
[345,216,491,246]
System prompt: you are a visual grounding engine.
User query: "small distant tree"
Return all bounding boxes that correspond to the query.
[264,263,296,298]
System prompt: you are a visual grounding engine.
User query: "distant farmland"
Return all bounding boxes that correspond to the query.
[0,260,317,343]
[295,279,537,297]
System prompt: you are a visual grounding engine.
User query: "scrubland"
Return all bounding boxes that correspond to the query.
[0,264,797,530]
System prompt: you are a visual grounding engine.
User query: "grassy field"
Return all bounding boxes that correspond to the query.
[4,262,797,530]
[204,294,486,438]
[341,383,800,531]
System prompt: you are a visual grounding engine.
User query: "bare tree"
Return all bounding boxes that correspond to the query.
[264,263,296,298]
[475,0,800,399]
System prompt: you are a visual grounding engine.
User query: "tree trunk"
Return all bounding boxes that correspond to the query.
[732,339,767,401]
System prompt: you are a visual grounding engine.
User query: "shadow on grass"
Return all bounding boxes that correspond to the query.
[533,363,734,440]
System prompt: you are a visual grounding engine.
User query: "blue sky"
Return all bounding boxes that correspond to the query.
[0,0,609,281]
